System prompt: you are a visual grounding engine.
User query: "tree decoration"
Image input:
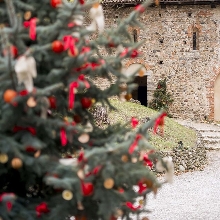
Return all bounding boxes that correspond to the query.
[62,190,73,200]
[3,89,17,103]
[60,127,68,146]
[15,56,37,92]
[63,35,79,56]
[135,4,145,13]
[131,117,139,128]
[125,202,141,211]
[153,112,167,135]
[24,11,32,20]
[124,93,132,101]
[73,115,82,123]
[35,202,50,217]
[78,133,90,143]
[143,154,153,168]
[11,158,23,169]
[87,3,105,33]
[27,97,37,108]
[103,178,114,189]
[50,0,62,8]
[52,40,64,53]
[0,153,8,164]
[81,97,92,109]
[128,134,142,154]
[23,18,37,40]
[81,181,94,196]
[48,96,56,109]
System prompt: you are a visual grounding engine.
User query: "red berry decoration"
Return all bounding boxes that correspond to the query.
[50,0,62,8]
[73,115,81,123]
[81,181,94,196]
[52,40,64,53]
[48,96,56,109]
[81,97,92,109]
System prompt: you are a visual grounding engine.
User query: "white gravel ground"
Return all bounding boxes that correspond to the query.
[138,151,220,220]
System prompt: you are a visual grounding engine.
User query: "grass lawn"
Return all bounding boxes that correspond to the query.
[108,99,197,151]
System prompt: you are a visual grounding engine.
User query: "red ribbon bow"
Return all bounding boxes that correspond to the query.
[63,35,78,56]
[69,75,90,110]
[125,202,141,211]
[153,112,167,134]
[23,18,37,40]
[135,4,145,13]
[143,154,153,168]
[128,134,142,154]
[60,127,67,146]
[36,202,50,217]
[131,117,139,128]
[68,81,79,110]
[138,181,148,194]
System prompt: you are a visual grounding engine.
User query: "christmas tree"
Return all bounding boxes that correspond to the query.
[149,78,174,116]
[0,0,173,219]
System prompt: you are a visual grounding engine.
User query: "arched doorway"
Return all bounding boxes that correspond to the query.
[214,74,220,121]
[124,64,149,106]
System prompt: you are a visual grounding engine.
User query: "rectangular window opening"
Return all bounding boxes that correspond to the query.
[193,32,197,50]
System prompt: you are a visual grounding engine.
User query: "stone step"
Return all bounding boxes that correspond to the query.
[200,131,220,138]
[202,137,220,144]
[203,143,220,150]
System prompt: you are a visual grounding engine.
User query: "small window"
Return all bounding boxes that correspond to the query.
[133,29,138,42]
[192,29,199,50]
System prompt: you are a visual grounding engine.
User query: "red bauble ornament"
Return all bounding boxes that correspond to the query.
[52,40,64,53]
[50,0,62,8]
[79,0,85,4]
[25,146,36,152]
[73,115,81,123]
[81,97,92,109]
[48,96,56,109]
[81,181,94,196]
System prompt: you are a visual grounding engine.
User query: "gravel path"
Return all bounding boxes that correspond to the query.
[140,151,220,220]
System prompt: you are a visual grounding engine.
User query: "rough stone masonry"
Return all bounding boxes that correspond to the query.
[99,3,220,121]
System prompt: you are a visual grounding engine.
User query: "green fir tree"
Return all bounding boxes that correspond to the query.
[149,78,174,115]
[0,0,173,219]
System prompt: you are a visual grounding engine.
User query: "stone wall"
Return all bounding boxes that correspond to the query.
[102,4,220,121]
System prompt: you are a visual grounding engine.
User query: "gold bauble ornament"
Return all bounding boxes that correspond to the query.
[142,217,150,220]
[131,157,138,163]
[24,11,32,20]
[0,153,8,163]
[34,150,41,158]
[121,155,128,162]
[78,133,90,143]
[27,97,37,107]
[124,93,132,101]
[11,158,23,169]
[104,178,114,189]
[62,190,73,200]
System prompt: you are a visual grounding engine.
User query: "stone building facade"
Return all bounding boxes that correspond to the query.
[101,0,220,121]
